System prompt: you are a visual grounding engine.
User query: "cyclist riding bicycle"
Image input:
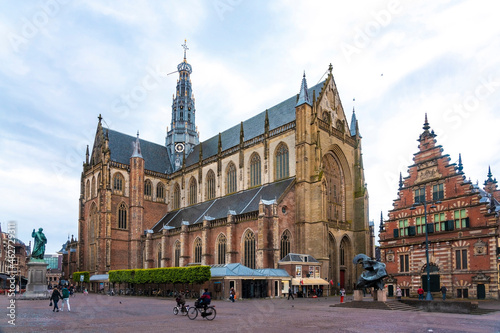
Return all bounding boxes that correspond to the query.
[196,289,211,310]
[176,291,186,312]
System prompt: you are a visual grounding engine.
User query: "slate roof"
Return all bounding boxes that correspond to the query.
[105,128,172,174]
[210,263,290,278]
[152,177,294,231]
[185,80,326,167]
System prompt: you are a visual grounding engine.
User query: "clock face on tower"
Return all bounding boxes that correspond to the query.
[175,142,185,153]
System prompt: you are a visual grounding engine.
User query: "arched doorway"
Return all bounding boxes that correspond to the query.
[339,236,353,291]
[421,263,440,292]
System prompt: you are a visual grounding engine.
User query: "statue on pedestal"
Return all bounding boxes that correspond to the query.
[353,254,387,290]
[31,228,47,260]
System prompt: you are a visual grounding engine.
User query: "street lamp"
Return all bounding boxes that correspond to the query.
[410,185,440,301]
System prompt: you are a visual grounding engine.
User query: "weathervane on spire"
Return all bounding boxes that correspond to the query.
[181,39,189,60]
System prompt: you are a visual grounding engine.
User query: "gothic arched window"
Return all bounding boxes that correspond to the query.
[86,179,90,200]
[118,202,127,229]
[243,230,256,269]
[91,176,96,198]
[250,153,261,187]
[113,173,124,195]
[174,241,181,267]
[323,153,344,222]
[216,234,227,265]
[173,184,181,210]
[156,183,165,201]
[275,143,289,180]
[189,177,197,205]
[144,179,152,200]
[194,237,202,263]
[226,162,237,194]
[157,243,162,268]
[206,170,216,200]
[280,230,291,260]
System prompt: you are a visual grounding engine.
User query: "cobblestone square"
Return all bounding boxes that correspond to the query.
[1,294,500,333]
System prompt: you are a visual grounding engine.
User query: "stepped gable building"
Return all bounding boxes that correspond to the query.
[379,116,500,299]
[78,43,371,296]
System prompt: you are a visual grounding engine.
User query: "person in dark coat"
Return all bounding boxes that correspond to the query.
[51,287,62,312]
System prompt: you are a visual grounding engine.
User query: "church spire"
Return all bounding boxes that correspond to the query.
[296,71,312,107]
[166,40,199,171]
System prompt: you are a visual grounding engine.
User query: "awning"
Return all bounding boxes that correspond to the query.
[291,278,329,286]
[89,274,109,282]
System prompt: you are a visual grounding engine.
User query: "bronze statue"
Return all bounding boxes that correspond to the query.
[31,228,47,259]
[353,254,387,290]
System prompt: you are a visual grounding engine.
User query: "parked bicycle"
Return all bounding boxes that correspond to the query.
[187,305,216,320]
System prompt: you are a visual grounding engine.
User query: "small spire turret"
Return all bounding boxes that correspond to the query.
[132,131,143,158]
[296,71,312,107]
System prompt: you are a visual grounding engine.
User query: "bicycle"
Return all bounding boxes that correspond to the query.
[187,305,216,320]
[173,304,189,316]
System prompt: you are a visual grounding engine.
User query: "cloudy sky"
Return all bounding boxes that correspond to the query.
[1,0,499,254]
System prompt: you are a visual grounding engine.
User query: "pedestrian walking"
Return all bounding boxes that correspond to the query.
[51,287,61,312]
[396,287,402,301]
[340,288,346,303]
[61,285,71,311]
[417,287,424,300]
[229,287,236,302]
[440,285,447,301]
[287,287,294,300]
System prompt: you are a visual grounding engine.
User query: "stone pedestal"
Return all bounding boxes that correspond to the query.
[22,260,48,299]
[353,290,364,301]
[373,289,387,302]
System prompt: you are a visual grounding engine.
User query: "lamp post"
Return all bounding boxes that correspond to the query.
[411,185,440,301]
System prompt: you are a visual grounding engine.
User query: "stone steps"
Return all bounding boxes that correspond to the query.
[385,301,422,312]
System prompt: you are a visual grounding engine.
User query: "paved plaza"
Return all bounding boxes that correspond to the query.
[1,294,499,333]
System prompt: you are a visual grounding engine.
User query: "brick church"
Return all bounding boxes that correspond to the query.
[379,116,500,299]
[76,43,371,294]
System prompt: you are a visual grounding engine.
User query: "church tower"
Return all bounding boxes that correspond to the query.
[166,40,199,170]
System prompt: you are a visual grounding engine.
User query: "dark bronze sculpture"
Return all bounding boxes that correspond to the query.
[353,254,387,290]
[31,228,47,259]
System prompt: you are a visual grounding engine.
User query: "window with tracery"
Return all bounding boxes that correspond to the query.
[91,176,96,198]
[144,179,152,200]
[174,241,181,267]
[157,244,162,268]
[275,143,289,180]
[86,179,90,200]
[113,173,124,195]
[118,202,127,229]
[280,230,291,260]
[206,170,216,200]
[216,234,226,264]
[250,153,261,187]
[323,154,344,222]
[243,230,256,269]
[156,183,165,201]
[226,163,237,194]
[173,184,180,210]
[194,238,202,263]
[189,177,197,205]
